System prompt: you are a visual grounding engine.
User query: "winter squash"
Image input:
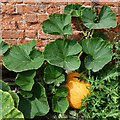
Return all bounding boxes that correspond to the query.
[65,72,90,109]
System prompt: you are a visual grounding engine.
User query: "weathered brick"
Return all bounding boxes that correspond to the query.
[1,0,8,3]
[68,30,83,41]
[38,5,47,13]
[38,14,48,23]
[24,13,38,23]
[2,14,13,22]
[9,0,23,4]
[2,30,11,39]
[2,21,16,30]
[17,21,26,30]
[16,5,39,13]
[38,30,62,40]
[1,5,15,13]
[4,39,17,46]
[36,40,51,47]
[46,5,60,14]
[112,25,120,32]
[2,30,24,39]
[25,23,41,30]
[11,30,24,39]
[16,5,24,13]
[41,0,68,3]
[23,0,41,4]
[25,30,37,38]
[17,39,32,45]
[12,15,22,21]
[23,5,39,13]
[0,0,119,51]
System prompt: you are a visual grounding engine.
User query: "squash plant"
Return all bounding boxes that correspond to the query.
[1,4,119,119]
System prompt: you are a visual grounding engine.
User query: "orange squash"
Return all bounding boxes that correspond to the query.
[65,72,90,109]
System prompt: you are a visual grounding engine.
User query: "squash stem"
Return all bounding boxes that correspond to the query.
[76,18,86,36]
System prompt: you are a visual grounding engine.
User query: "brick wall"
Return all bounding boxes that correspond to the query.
[0,0,120,50]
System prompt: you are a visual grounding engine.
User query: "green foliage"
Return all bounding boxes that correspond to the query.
[16,70,36,91]
[1,3,119,120]
[9,91,19,108]
[81,37,113,72]
[18,82,49,119]
[0,80,24,119]
[0,80,10,91]
[52,87,69,113]
[44,39,82,70]
[81,6,117,29]
[42,14,72,35]
[2,40,44,72]
[64,4,82,17]
[80,66,119,119]
[44,65,65,86]
[0,38,9,56]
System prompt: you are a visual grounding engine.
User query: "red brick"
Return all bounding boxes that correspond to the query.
[25,30,37,38]
[116,16,120,23]
[12,15,22,21]
[2,30,24,39]
[23,5,39,13]
[2,14,12,22]
[4,39,17,46]
[38,5,47,13]
[2,22,16,30]
[17,21,26,30]
[2,30,11,39]
[60,5,65,14]
[40,0,68,3]
[1,5,15,13]
[68,30,83,41]
[46,5,60,14]
[17,40,32,45]
[16,5,39,13]
[38,14,48,23]
[11,30,24,39]
[25,23,41,30]
[9,0,23,4]
[1,0,8,3]
[112,25,120,32]
[16,5,24,13]
[24,14,38,23]
[23,0,41,4]
[36,40,51,47]
[38,30,62,40]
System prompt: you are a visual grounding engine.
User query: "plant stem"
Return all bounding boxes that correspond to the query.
[64,35,67,40]
[8,82,16,86]
[88,70,91,80]
[90,29,94,38]
[76,18,86,36]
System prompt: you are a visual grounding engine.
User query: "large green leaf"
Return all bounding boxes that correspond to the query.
[81,37,113,72]
[44,39,82,70]
[64,4,82,17]
[18,90,33,99]
[0,80,19,108]
[19,82,49,118]
[0,80,10,91]
[4,108,24,119]
[9,91,19,108]
[0,90,24,119]
[16,71,36,91]
[81,6,117,29]
[52,87,69,113]
[0,38,9,56]
[44,65,65,86]
[2,40,44,72]
[42,14,72,35]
